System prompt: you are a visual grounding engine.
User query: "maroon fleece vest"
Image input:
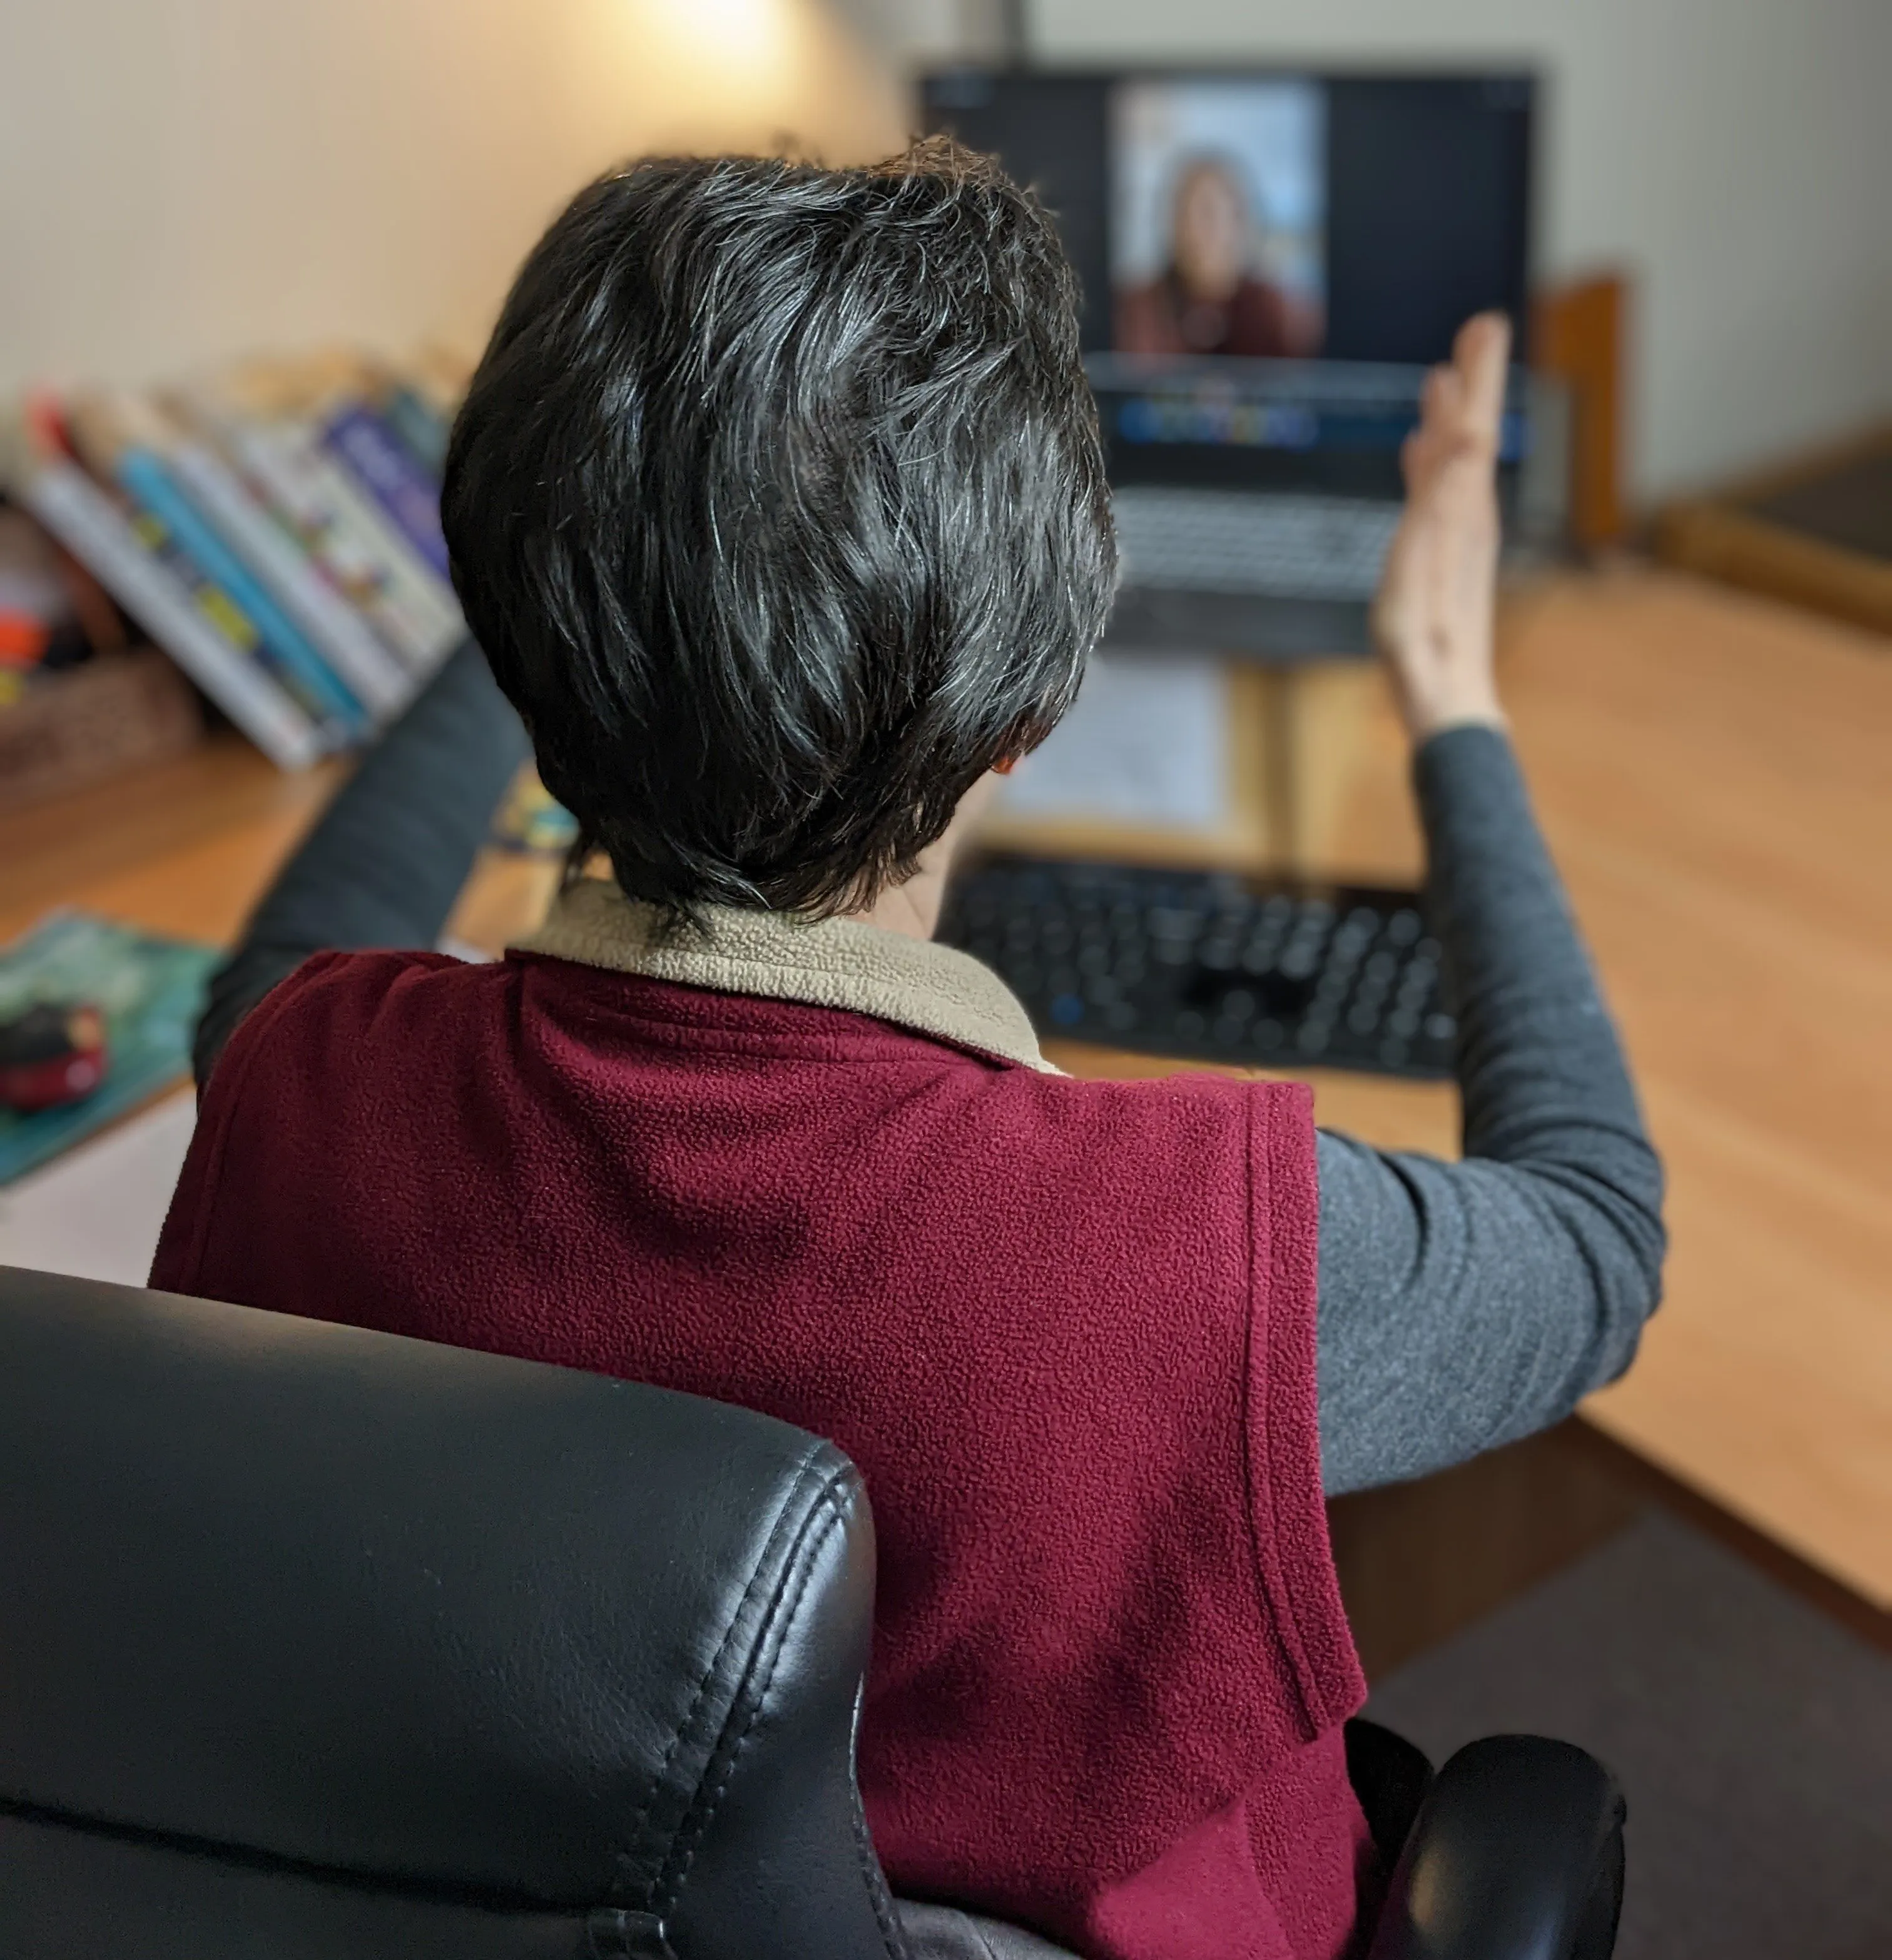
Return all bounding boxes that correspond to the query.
[153,947,1370,1959]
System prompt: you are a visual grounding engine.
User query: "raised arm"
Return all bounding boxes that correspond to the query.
[1314,317,1666,1495]
[193,639,529,1085]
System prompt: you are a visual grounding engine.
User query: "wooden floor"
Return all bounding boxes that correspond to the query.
[3,564,1888,1622]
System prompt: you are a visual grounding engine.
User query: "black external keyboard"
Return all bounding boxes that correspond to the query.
[937,855,1457,1080]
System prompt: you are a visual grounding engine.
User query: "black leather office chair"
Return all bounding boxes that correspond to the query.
[0,1265,1624,1960]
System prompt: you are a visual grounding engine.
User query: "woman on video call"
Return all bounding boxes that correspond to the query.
[1116,153,1316,357]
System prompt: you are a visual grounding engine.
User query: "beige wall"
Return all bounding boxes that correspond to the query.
[1027,0,1892,496]
[0,0,906,394]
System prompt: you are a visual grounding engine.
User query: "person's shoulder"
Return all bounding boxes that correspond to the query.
[1003,1060,1308,1108]
[1231,278,1293,344]
[233,947,511,1056]
[277,945,499,1001]
[970,1060,1313,1162]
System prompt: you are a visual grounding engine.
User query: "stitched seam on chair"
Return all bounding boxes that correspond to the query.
[0,1793,573,1915]
[967,1914,1007,1960]
[654,1467,860,1916]
[847,1751,909,1960]
[657,1476,851,1897]
[611,1446,829,1885]
[608,1443,834,1902]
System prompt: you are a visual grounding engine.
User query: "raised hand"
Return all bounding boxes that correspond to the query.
[1370,312,1512,741]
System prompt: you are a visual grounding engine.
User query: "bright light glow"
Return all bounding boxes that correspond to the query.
[591,0,903,165]
[643,0,796,84]
[686,0,788,41]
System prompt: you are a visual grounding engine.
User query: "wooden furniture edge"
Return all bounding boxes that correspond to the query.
[1532,273,1627,550]
[1666,418,1892,510]
[1570,1416,1892,1653]
[1654,497,1892,638]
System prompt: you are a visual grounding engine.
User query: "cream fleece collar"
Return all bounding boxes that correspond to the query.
[514,877,1057,1074]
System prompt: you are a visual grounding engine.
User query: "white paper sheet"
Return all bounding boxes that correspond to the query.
[995,652,1229,830]
[0,1089,196,1286]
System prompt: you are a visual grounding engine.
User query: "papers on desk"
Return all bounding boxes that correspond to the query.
[995,653,1229,831]
[0,1089,196,1286]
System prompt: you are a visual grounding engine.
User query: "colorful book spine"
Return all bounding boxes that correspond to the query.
[322,402,452,582]
[116,447,367,736]
[130,504,343,746]
[163,438,413,720]
[23,460,323,770]
[218,415,462,675]
[382,383,449,480]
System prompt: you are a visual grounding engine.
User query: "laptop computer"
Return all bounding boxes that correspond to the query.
[920,68,1546,660]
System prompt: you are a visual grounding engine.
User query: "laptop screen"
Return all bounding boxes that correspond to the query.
[919,69,1536,496]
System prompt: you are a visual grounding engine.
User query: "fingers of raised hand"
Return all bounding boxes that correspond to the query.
[1454,312,1512,445]
[1408,317,1510,498]
[1404,389,1453,492]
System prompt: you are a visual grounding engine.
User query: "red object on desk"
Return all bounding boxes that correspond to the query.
[0,1002,109,1112]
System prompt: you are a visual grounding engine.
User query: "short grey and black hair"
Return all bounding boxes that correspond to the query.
[442,138,1116,918]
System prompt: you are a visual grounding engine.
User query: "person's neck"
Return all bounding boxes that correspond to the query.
[838,769,1000,943]
[845,862,949,942]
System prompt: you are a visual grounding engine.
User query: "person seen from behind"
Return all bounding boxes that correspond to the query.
[153,138,1664,1960]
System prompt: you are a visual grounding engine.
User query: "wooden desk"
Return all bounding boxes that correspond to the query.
[1488,572,1892,1614]
[3,567,1887,1612]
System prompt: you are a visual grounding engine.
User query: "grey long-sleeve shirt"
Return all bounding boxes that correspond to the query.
[194,639,1666,1496]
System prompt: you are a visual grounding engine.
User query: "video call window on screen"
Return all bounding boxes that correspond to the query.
[921,68,1536,376]
[1111,78,1329,362]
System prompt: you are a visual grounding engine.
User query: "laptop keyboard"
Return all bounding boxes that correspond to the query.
[938,855,1458,1080]
[1111,487,1401,602]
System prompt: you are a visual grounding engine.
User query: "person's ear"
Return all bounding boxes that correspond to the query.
[992,756,1018,776]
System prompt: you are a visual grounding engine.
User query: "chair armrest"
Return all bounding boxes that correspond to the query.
[1366,1735,1626,1960]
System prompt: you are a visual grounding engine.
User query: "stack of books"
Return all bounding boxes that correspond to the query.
[5,348,471,769]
